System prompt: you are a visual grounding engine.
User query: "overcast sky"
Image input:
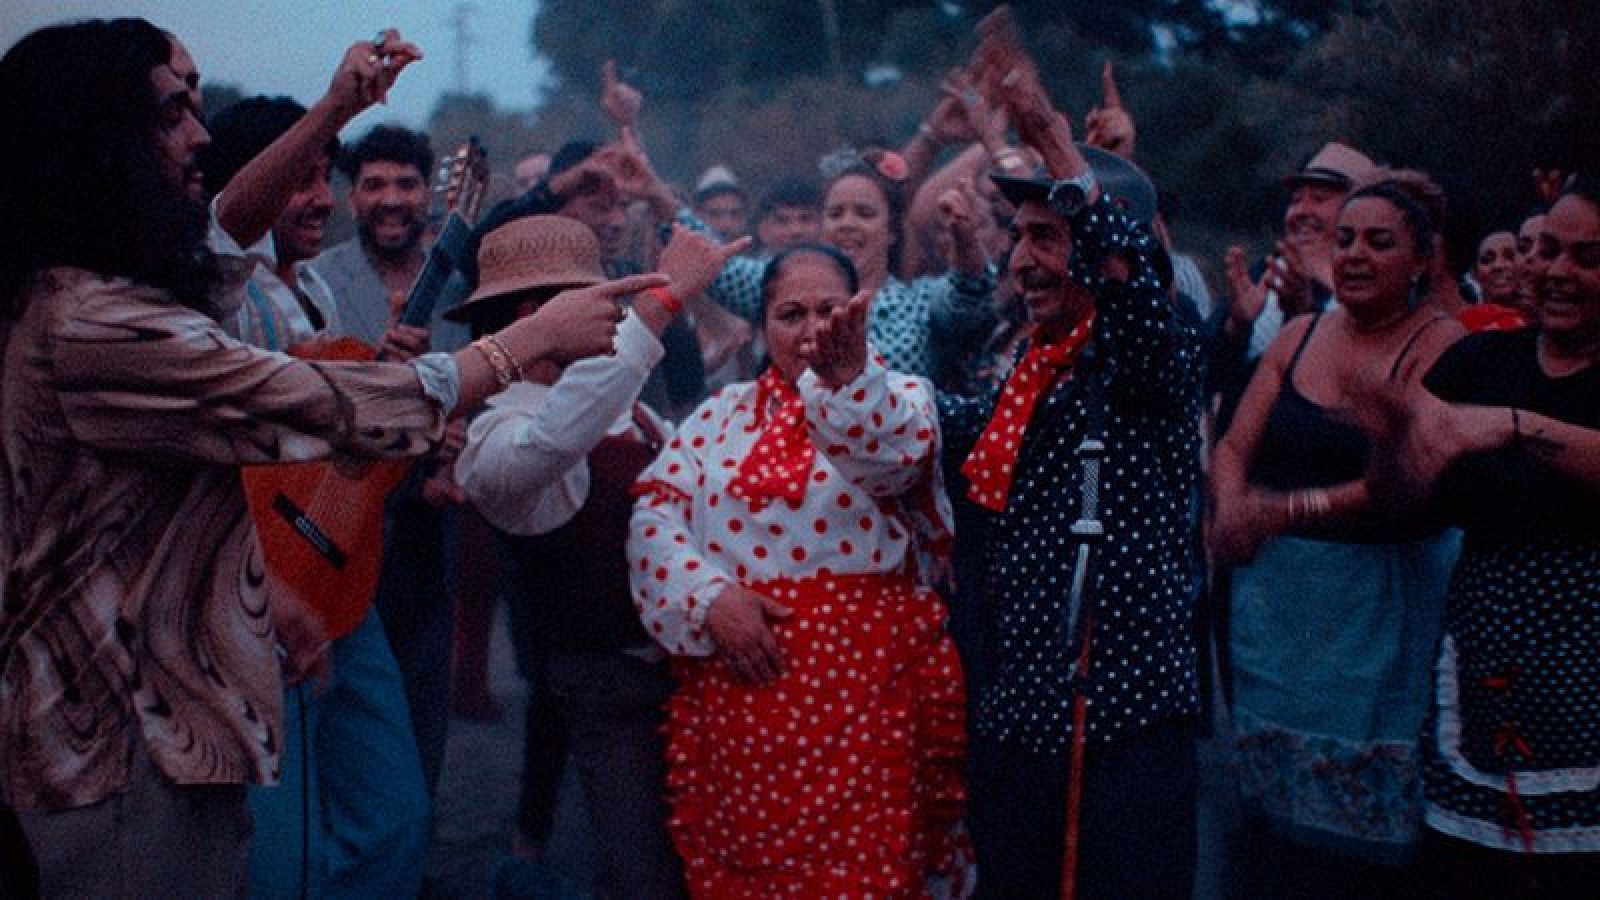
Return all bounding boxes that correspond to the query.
[5,1,551,132]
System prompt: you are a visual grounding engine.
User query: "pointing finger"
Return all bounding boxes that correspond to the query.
[1101,60,1124,109]
[597,273,670,298]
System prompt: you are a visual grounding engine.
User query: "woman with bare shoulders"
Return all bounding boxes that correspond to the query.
[1210,178,1467,896]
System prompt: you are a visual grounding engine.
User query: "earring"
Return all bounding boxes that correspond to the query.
[1407,273,1426,311]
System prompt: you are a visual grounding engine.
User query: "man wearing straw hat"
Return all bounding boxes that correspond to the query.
[453,214,742,899]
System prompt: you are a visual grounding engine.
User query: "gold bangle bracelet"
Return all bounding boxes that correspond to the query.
[472,336,518,388]
[480,333,526,383]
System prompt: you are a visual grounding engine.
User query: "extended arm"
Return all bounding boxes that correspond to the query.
[456,312,665,534]
[217,34,420,248]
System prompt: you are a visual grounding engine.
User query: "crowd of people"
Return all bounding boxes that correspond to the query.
[0,8,1595,900]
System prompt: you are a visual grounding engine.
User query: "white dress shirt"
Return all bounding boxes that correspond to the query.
[455,310,667,536]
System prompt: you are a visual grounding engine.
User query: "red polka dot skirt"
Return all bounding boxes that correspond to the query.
[664,572,969,897]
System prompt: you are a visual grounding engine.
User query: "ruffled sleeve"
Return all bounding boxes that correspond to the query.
[799,356,941,500]
[627,397,735,656]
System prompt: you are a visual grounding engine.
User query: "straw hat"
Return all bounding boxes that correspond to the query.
[446,215,604,323]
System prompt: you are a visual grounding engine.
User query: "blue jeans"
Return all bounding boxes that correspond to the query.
[248,608,430,899]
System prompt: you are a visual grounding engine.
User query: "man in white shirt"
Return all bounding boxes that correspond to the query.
[453,213,740,899]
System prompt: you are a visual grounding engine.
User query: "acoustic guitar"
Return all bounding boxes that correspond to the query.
[243,138,489,639]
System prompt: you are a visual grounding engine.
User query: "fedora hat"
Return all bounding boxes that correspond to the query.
[1282,142,1375,191]
[446,215,605,323]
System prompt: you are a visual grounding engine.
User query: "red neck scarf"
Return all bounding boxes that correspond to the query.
[962,315,1095,512]
[729,368,815,511]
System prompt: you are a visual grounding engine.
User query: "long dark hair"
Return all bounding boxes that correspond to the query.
[824,159,907,278]
[0,18,219,319]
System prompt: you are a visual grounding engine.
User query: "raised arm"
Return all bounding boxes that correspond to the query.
[999,51,1198,406]
[216,31,421,248]
[802,291,942,498]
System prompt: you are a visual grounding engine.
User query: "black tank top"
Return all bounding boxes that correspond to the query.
[1250,312,1445,491]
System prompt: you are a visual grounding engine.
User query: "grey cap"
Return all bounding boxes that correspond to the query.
[990,144,1158,226]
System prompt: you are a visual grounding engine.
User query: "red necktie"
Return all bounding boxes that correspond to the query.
[961,316,1095,512]
[729,368,815,512]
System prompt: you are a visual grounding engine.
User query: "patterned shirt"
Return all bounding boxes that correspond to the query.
[627,358,951,656]
[939,196,1206,754]
[0,267,450,809]
[208,197,340,350]
[704,250,995,381]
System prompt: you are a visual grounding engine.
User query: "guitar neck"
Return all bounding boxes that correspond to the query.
[396,213,473,330]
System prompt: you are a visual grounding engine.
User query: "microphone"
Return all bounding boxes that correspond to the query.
[1063,435,1105,650]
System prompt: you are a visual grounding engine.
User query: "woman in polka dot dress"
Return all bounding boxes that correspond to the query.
[628,245,971,898]
[1394,177,1600,897]
[699,156,996,386]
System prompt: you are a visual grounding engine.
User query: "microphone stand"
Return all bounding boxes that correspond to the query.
[1060,434,1105,900]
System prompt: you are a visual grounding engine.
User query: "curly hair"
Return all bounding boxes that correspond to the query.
[0,18,219,318]
[336,124,433,183]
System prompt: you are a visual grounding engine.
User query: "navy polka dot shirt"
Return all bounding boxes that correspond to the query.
[939,195,1206,754]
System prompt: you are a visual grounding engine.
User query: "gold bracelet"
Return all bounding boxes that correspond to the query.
[1303,488,1331,521]
[472,336,521,389]
[480,333,526,382]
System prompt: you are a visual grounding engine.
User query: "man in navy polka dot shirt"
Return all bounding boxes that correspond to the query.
[937,62,1205,900]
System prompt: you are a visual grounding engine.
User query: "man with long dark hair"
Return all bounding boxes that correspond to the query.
[0,19,632,895]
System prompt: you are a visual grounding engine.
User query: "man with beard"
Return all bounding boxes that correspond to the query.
[937,59,1205,899]
[200,35,430,896]
[311,124,471,801]
[0,19,627,895]
[316,124,465,352]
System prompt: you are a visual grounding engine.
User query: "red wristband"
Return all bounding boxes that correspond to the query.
[646,285,683,316]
